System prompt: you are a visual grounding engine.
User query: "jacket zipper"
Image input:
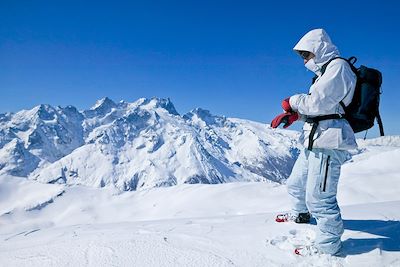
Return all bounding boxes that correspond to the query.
[322,156,330,192]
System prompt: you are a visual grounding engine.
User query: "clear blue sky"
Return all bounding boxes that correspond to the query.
[1,0,399,136]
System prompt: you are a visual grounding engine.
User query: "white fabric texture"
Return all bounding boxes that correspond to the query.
[290,29,357,150]
[287,148,351,255]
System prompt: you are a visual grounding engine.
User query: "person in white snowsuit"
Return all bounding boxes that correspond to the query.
[271,29,357,255]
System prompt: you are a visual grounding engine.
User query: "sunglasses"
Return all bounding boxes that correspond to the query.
[298,51,311,60]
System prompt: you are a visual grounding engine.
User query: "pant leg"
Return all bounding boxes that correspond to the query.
[305,148,350,255]
[286,148,310,215]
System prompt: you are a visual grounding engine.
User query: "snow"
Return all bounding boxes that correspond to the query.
[0,175,64,216]
[0,135,399,266]
[0,98,399,266]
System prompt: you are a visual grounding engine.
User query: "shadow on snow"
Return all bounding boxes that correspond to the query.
[342,219,400,255]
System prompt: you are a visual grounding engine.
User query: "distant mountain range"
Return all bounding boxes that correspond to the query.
[0,97,300,190]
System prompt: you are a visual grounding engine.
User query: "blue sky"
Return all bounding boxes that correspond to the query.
[1,0,399,136]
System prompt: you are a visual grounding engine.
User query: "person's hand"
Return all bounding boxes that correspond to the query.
[271,112,299,129]
[281,97,292,113]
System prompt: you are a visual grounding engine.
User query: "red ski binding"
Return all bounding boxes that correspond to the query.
[275,213,289,223]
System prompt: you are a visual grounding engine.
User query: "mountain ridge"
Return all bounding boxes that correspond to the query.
[0,97,300,190]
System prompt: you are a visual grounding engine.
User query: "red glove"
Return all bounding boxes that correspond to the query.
[281,97,292,113]
[271,112,299,129]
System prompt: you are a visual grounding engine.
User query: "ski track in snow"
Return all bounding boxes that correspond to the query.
[1,196,399,266]
[3,207,399,267]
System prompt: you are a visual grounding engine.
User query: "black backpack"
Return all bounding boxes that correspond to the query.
[306,57,384,150]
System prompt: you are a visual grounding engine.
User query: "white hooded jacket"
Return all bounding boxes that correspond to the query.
[289,29,358,150]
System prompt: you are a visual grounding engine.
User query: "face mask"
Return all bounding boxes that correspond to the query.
[305,58,321,75]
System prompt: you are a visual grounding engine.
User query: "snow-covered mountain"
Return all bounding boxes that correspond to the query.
[0,97,300,190]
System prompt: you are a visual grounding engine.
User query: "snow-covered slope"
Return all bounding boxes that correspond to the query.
[0,97,300,190]
[339,136,400,205]
[0,136,399,266]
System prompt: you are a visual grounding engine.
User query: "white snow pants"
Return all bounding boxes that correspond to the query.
[287,148,350,255]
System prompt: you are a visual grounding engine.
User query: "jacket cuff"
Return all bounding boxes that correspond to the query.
[289,94,302,112]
